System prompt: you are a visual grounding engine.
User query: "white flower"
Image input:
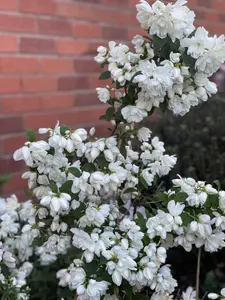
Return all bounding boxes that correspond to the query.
[40,192,71,214]
[182,287,196,300]
[219,191,225,211]
[121,105,148,123]
[13,145,33,166]
[69,267,86,290]
[208,294,219,300]
[57,269,71,287]
[170,52,181,63]
[95,46,107,64]
[181,27,209,59]
[167,200,184,227]
[141,169,154,186]
[136,0,153,30]
[96,88,110,103]
[137,127,151,142]
[85,279,110,299]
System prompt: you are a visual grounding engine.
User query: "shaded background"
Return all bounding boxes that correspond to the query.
[0,0,225,198]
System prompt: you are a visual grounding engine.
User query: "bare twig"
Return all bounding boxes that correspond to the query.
[196,247,202,300]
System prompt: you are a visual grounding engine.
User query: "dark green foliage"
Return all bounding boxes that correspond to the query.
[151,97,225,189]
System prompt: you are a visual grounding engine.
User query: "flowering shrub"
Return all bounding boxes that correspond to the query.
[1,0,225,299]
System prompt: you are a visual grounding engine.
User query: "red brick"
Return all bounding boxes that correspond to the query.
[20,0,55,15]
[41,94,75,110]
[118,11,139,26]
[0,157,24,174]
[74,58,99,73]
[0,35,18,52]
[55,2,90,19]
[73,22,101,38]
[2,135,27,155]
[128,28,145,40]
[75,92,99,106]
[87,41,106,56]
[58,106,106,125]
[20,37,55,54]
[0,77,21,94]
[0,116,23,134]
[203,10,219,22]
[57,39,89,55]
[40,58,74,74]
[23,112,60,129]
[213,0,225,10]
[194,9,204,20]
[100,0,128,6]
[88,75,110,89]
[21,77,57,93]
[0,57,39,74]
[23,106,106,129]
[2,173,27,195]
[38,19,72,36]
[0,0,17,10]
[198,0,211,7]
[129,0,138,8]
[102,26,128,40]
[58,76,89,91]
[55,2,117,23]
[186,0,197,5]
[0,14,37,33]
[1,96,41,113]
[219,13,225,23]
[91,6,118,23]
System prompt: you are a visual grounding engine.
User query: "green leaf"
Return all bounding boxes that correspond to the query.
[99,114,106,120]
[204,194,219,210]
[159,100,168,112]
[82,163,96,172]
[105,107,115,121]
[96,157,109,170]
[83,260,99,275]
[213,180,221,191]
[119,206,128,214]
[60,124,70,135]
[152,35,168,54]
[143,235,150,245]
[136,212,147,232]
[123,187,137,194]
[139,176,149,190]
[99,70,111,80]
[204,270,220,294]
[182,52,196,70]
[26,129,36,142]
[172,192,187,203]
[128,71,142,97]
[182,211,194,227]
[120,142,127,158]
[68,167,81,177]
[60,180,73,193]
[156,192,169,205]
[0,173,8,185]
[50,181,58,193]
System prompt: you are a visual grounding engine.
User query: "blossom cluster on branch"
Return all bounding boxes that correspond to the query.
[1,0,225,299]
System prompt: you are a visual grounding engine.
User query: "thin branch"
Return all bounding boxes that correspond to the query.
[196,247,202,300]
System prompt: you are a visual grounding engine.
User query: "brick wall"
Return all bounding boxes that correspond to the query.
[0,0,225,199]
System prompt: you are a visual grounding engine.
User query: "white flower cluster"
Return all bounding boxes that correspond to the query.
[2,0,225,299]
[10,119,225,299]
[146,179,225,253]
[95,0,225,121]
[0,195,33,299]
[14,123,175,209]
